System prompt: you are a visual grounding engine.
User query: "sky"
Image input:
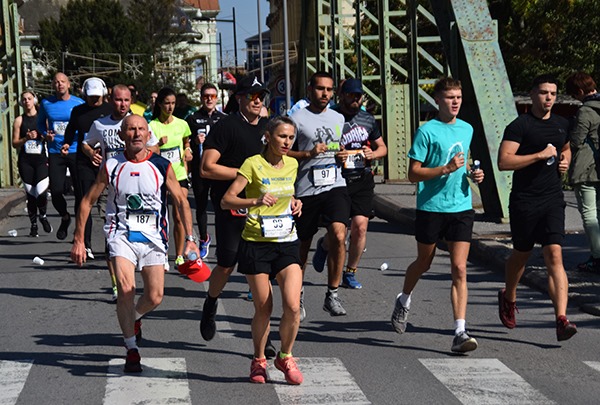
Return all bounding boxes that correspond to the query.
[216,0,269,69]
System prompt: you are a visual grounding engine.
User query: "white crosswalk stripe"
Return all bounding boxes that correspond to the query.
[420,358,555,405]
[104,358,191,405]
[584,361,600,372]
[0,360,34,405]
[268,357,370,404]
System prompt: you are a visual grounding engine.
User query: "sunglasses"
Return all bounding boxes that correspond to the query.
[244,92,267,102]
[202,94,217,100]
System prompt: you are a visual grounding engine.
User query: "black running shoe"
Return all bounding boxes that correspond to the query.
[56,214,71,240]
[29,224,38,237]
[265,337,277,359]
[124,348,142,373]
[40,216,52,233]
[200,297,218,341]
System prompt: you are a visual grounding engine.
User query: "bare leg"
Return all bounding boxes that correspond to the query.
[447,241,471,321]
[504,249,531,302]
[276,264,303,354]
[326,222,347,288]
[402,242,436,294]
[542,244,569,318]
[347,215,369,269]
[246,273,273,358]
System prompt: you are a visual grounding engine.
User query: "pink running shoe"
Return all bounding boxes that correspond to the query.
[250,357,267,384]
[274,354,303,385]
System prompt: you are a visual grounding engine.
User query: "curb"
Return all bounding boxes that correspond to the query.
[372,193,600,317]
[0,189,25,222]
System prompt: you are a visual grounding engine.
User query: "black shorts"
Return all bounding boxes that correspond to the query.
[415,209,474,244]
[296,187,351,241]
[178,179,190,189]
[212,191,246,268]
[237,239,301,277]
[509,198,565,251]
[346,172,375,218]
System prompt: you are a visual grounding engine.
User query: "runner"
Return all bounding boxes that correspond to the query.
[149,87,193,269]
[71,114,199,373]
[221,116,304,385]
[12,90,52,237]
[186,82,227,258]
[37,72,84,239]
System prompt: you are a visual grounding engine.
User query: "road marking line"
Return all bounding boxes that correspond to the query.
[0,360,33,405]
[420,358,554,405]
[104,357,191,405]
[268,357,371,404]
[584,361,600,372]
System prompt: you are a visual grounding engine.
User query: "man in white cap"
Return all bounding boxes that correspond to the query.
[62,77,112,257]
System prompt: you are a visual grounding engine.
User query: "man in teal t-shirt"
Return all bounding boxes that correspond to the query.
[390,77,485,354]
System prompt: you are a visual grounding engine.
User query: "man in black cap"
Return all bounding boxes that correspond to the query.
[198,75,276,355]
[332,78,387,289]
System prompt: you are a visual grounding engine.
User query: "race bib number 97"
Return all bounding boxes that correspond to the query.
[312,164,336,187]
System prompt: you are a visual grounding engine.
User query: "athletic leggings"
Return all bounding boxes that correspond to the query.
[48,153,77,217]
[18,154,49,224]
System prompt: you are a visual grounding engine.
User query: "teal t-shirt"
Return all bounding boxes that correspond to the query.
[407,118,473,213]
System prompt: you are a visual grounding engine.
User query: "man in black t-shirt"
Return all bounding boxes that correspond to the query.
[331,78,387,289]
[61,77,112,258]
[199,75,271,346]
[497,74,577,342]
[186,83,227,259]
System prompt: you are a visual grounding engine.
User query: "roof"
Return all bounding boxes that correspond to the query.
[182,0,220,15]
[245,31,271,44]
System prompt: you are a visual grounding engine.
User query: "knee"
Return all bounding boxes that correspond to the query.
[451,263,468,280]
[254,300,273,318]
[283,300,300,318]
[147,290,164,307]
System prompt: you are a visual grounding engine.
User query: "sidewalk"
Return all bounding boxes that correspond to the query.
[0,187,25,223]
[372,181,600,317]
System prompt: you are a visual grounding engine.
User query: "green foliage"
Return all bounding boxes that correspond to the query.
[33,0,188,97]
[490,0,600,91]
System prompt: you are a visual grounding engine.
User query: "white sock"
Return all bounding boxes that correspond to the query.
[135,311,144,321]
[399,292,411,309]
[124,336,138,350]
[454,319,466,335]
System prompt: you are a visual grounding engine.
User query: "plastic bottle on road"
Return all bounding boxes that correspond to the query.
[8,229,17,237]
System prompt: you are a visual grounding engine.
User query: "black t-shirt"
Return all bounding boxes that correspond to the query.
[502,112,569,202]
[63,102,112,162]
[19,114,46,160]
[332,106,381,178]
[186,108,227,173]
[203,112,268,197]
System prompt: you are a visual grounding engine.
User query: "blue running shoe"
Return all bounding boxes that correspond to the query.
[246,290,253,301]
[200,234,212,259]
[312,237,327,273]
[342,270,362,289]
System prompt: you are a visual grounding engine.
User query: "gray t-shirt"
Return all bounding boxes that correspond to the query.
[290,107,346,197]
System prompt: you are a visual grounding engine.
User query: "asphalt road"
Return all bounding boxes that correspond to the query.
[1,196,600,404]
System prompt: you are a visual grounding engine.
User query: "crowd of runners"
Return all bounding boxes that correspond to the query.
[12,69,585,383]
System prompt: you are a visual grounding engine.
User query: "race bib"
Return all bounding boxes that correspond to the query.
[312,164,336,186]
[24,140,43,155]
[344,150,366,170]
[127,211,158,234]
[53,121,67,136]
[161,146,181,163]
[261,215,294,238]
[106,147,123,159]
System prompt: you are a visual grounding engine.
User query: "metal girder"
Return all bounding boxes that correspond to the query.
[429,0,515,219]
[0,0,22,187]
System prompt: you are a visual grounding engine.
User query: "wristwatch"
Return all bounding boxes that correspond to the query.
[185,235,197,244]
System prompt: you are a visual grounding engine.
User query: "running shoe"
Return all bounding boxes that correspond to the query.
[341,270,362,289]
[246,290,253,301]
[451,331,478,353]
[498,288,518,329]
[85,248,95,260]
[134,319,142,343]
[323,292,347,316]
[577,256,600,273]
[200,234,212,259]
[265,338,277,359]
[175,255,185,269]
[274,354,303,385]
[391,294,409,334]
[556,315,577,341]
[124,348,142,373]
[299,287,306,322]
[312,237,327,273]
[40,216,52,233]
[111,286,118,302]
[56,214,71,240]
[29,224,38,237]
[249,357,267,384]
[200,298,218,341]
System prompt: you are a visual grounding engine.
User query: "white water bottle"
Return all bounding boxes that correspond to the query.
[546,143,555,165]
[8,229,17,237]
[187,251,198,261]
[33,256,45,265]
